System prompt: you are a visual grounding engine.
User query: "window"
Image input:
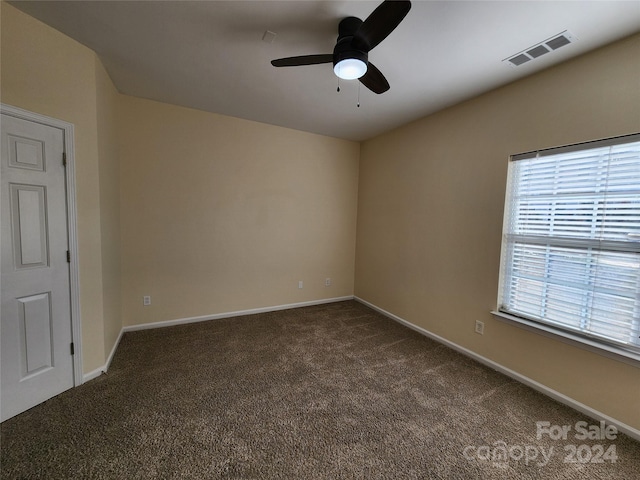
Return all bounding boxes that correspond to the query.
[497,134,640,359]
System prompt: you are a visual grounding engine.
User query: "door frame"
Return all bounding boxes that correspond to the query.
[1,103,83,387]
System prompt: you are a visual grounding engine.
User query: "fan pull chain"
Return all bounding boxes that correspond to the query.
[357,81,361,108]
[337,77,341,93]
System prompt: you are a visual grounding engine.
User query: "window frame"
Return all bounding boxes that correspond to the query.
[495,133,640,365]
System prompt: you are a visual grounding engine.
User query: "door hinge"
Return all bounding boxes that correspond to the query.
[67,250,71,263]
[70,342,75,355]
[62,152,67,166]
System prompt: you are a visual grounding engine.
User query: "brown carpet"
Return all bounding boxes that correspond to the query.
[1,300,638,479]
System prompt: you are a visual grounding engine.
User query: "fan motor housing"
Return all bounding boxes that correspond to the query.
[333,17,368,67]
[338,16,363,39]
[333,40,368,67]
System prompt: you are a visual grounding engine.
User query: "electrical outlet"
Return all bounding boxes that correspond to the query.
[475,320,484,335]
[325,278,332,287]
[298,281,303,289]
[143,295,151,306]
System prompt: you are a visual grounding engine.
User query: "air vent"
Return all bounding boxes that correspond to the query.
[509,54,531,66]
[545,34,572,50]
[526,45,550,59]
[504,31,576,67]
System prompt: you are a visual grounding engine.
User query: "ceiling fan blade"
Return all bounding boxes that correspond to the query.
[359,62,390,94]
[271,54,333,67]
[352,0,412,52]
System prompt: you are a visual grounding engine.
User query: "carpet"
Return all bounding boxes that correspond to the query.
[1,300,638,479]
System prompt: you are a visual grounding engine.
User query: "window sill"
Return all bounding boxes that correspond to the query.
[490,310,640,368]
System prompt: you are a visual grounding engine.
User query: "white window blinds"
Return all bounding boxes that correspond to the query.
[499,134,640,353]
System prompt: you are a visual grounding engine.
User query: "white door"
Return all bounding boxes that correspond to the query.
[1,113,75,421]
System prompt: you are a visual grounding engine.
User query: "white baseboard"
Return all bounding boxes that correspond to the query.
[122,296,355,333]
[82,367,104,383]
[105,327,124,369]
[354,296,640,442]
[83,296,354,382]
[82,328,124,383]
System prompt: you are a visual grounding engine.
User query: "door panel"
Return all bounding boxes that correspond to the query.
[8,134,45,171]
[11,184,49,268]
[1,113,74,421]
[19,292,54,376]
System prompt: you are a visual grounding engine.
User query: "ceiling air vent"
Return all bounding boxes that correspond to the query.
[504,31,576,67]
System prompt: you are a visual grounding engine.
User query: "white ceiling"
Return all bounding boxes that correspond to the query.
[10,1,640,141]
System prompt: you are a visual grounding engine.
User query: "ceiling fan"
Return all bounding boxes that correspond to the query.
[270,0,412,94]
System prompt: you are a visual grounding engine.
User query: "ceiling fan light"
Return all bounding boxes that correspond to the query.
[334,58,367,80]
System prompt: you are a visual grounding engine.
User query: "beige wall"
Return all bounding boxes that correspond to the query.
[118,96,359,326]
[1,3,119,373]
[95,59,122,359]
[355,33,640,429]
